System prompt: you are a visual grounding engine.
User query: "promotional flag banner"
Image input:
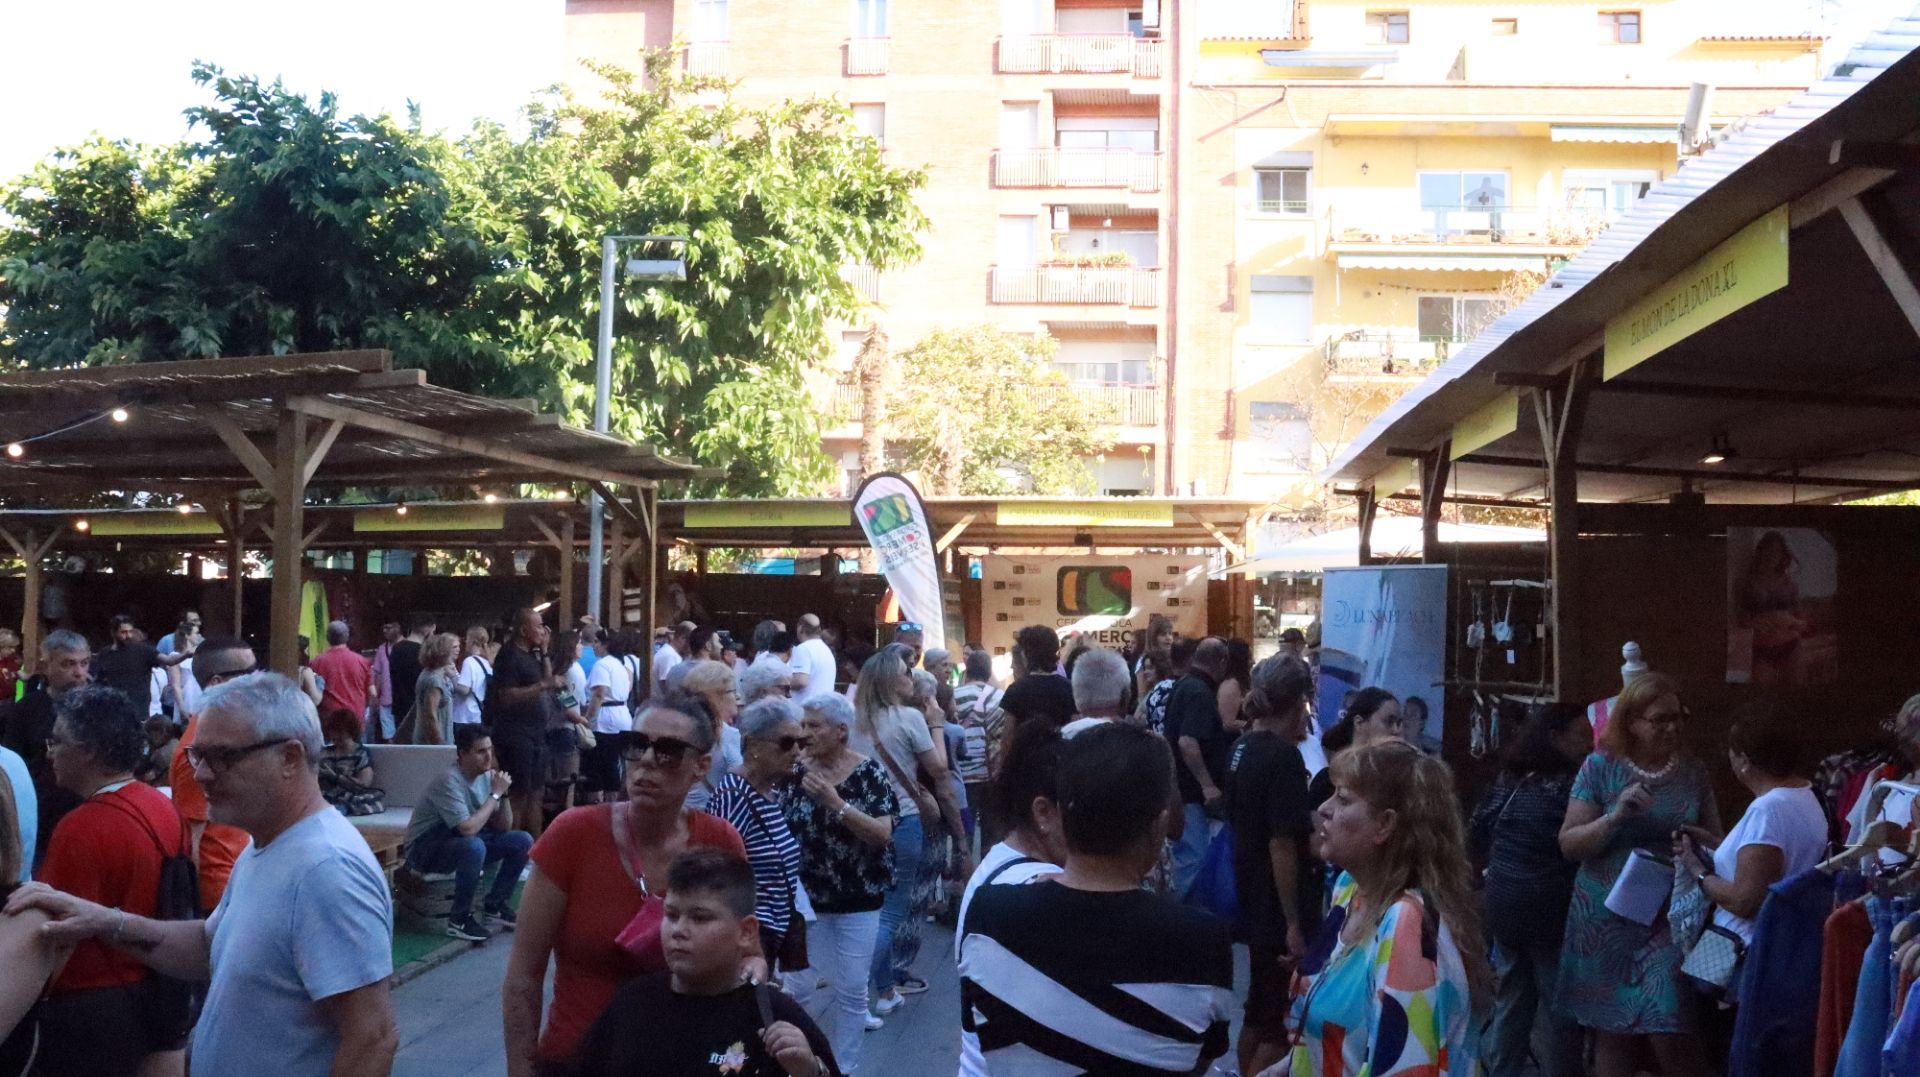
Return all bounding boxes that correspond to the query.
[852,472,946,653]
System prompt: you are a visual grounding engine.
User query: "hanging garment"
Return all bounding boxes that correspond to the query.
[1730,868,1835,1077]
[1817,900,1872,1077]
[1834,896,1897,1077]
[1887,978,1920,1077]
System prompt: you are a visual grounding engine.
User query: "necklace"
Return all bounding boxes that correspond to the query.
[1626,754,1677,783]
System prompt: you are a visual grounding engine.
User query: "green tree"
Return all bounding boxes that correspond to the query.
[0,53,928,495]
[886,325,1116,496]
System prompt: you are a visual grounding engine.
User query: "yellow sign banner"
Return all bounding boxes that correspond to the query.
[1450,391,1520,460]
[87,512,223,537]
[353,504,505,533]
[682,502,851,529]
[1371,459,1419,500]
[994,501,1174,528]
[1604,204,1789,380]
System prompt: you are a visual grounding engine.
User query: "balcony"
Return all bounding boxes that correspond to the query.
[827,377,863,425]
[998,34,1164,76]
[1069,383,1162,426]
[1327,204,1605,250]
[1322,332,1451,380]
[990,265,1163,307]
[845,37,890,75]
[992,148,1162,192]
[840,264,882,303]
[682,42,728,77]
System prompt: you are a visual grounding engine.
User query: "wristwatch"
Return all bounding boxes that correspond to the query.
[490,793,505,803]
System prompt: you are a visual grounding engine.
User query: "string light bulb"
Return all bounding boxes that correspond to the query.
[74,519,90,532]
[5,443,21,458]
[110,407,130,423]
[396,501,409,516]
[177,503,194,515]
[482,492,499,504]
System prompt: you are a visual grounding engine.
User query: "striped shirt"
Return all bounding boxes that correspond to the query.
[959,880,1234,1075]
[708,773,801,940]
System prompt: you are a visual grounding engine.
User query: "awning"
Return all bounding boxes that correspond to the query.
[1336,253,1549,273]
[1223,517,1544,575]
[1261,49,1400,67]
[1550,124,1678,143]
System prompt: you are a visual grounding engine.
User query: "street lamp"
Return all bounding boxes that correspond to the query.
[589,234,688,625]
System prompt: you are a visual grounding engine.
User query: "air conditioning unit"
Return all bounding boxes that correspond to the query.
[1050,206,1072,232]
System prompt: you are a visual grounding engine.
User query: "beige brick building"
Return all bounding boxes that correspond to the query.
[564,0,1824,502]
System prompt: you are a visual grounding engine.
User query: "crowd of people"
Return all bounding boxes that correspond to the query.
[0,603,1915,1076]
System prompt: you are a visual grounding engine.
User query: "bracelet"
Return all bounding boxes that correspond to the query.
[111,909,128,947]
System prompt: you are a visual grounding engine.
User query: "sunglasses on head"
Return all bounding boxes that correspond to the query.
[621,732,699,766]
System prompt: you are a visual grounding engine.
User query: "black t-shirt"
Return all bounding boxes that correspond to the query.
[1226,730,1320,947]
[999,673,1076,731]
[570,975,841,1077]
[1163,671,1227,804]
[94,641,163,714]
[389,640,423,718]
[491,641,546,734]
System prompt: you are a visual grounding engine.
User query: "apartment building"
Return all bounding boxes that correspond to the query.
[563,0,1824,500]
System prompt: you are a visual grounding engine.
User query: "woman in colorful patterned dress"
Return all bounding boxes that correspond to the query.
[1556,671,1721,1077]
[1275,740,1489,1077]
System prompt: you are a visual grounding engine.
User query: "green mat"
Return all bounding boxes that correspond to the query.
[390,877,525,971]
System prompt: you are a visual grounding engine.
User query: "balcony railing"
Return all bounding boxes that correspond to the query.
[1328,204,1606,247]
[990,265,1163,307]
[682,42,729,77]
[992,148,1161,192]
[1322,332,1452,377]
[840,264,882,303]
[846,36,890,75]
[828,378,864,424]
[1069,383,1163,426]
[998,34,1164,76]
[1256,198,1310,215]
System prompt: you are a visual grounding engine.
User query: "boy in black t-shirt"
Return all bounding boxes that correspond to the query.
[571,850,840,1077]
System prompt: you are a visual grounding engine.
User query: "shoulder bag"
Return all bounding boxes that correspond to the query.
[739,798,810,973]
[868,717,940,822]
[609,803,667,961]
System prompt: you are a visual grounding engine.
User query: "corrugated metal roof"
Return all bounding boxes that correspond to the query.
[1325,6,1920,487]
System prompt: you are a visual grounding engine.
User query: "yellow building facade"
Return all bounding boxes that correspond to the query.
[563,0,1823,500]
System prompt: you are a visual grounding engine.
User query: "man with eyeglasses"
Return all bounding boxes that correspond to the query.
[9,671,399,1077]
[169,638,260,909]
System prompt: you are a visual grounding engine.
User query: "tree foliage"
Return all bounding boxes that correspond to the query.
[0,55,928,495]
[885,325,1116,496]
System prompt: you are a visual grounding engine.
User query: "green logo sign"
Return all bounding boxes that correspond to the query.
[861,493,913,536]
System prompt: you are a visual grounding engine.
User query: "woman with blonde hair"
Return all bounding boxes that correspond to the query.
[408,632,461,745]
[678,659,743,813]
[1557,671,1720,1076]
[1278,740,1490,1076]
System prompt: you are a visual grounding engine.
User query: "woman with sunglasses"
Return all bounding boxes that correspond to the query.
[710,698,808,980]
[787,693,897,1074]
[502,691,748,1077]
[1556,671,1721,1077]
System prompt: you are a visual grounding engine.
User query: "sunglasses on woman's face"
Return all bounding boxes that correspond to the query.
[621,733,698,767]
[755,735,811,753]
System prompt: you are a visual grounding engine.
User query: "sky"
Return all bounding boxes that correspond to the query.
[2,0,566,179]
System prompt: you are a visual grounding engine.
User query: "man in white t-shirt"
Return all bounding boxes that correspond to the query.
[653,621,694,694]
[791,614,837,703]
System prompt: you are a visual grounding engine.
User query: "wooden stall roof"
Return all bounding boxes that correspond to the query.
[1325,15,1920,506]
[0,350,706,493]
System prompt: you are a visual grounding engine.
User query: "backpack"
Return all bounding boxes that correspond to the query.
[99,794,202,1044]
[472,654,499,725]
[623,654,645,713]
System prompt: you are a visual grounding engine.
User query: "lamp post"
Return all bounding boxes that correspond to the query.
[589,234,688,625]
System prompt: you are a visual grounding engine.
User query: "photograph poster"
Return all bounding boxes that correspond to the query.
[1726,526,1838,686]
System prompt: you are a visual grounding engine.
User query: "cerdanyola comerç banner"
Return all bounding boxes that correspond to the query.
[852,472,947,654]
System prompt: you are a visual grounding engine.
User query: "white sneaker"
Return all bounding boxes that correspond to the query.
[863,1013,885,1032]
[871,991,904,1016]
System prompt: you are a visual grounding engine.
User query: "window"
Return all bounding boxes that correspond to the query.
[1053,341,1154,385]
[1564,170,1655,221]
[1365,11,1410,44]
[1417,296,1498,343]
[1255,168,1309,214]
[1599,10,1640,43]
[1491,16,1518,35]
[854,0,888,38]
[852,103,886,144]
[692,0,728,41]
[1418,171,1509,234]
[1249,402,1313,471]
[1250,275,1314,342]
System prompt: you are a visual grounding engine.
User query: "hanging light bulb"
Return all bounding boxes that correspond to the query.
[110,407,130,423]
[5,443,22,458]
[74,519,90,532]
[396,501,409,516]
[1700,431,1735,466]
[482,492,499,504]
[177,503,194,515]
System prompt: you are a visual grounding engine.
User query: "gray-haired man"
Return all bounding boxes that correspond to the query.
[1,629,92,865]
[7,672,398,1077]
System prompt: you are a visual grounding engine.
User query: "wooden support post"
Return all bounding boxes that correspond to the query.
[637,486,659,689]
[558,517,576,628]
[1421,443,1452,564]
[607,513,626,626]
[269,413,309,675]
[226,498,245,640]
[1356,490,1379,565]
[0,526,59,663]
[1532,364,1591,702]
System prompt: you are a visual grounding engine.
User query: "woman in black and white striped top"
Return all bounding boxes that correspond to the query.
[709,697,806,962]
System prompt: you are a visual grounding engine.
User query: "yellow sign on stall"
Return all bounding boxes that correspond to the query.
[1603,204,1789,380]
[1450,391,1520,461]
[1371,459,1419,500]
[994,501,1174,528]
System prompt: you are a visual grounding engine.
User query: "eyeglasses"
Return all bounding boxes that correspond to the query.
[895,622,922,633]
[753,735,811,752]
[621,733,699,767]
[185,737,294,773]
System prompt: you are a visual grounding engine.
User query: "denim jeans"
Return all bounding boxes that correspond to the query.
[1169,802,1213,897]
[869,812,924,995]
[795,910,880,1075]
[1482,938,1582,1077]
[405,826,533,920]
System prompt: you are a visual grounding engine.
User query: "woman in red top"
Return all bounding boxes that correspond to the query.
[35,685,192,1077]
[503,690,748,1077]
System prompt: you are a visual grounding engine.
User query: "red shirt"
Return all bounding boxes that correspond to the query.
[529,804,745,1063]
[309,645,372,724]
[38,780,188,992]
[170,714,252,910]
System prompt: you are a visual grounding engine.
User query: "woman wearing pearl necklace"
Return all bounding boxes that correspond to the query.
[1555,671,1723,1077]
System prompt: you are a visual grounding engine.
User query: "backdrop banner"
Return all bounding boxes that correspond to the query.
[852,472,947,654]
[978,554,1209,677]
[1317,565,1448,740]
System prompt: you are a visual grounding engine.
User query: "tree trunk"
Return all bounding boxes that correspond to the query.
[854,322,891,481]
